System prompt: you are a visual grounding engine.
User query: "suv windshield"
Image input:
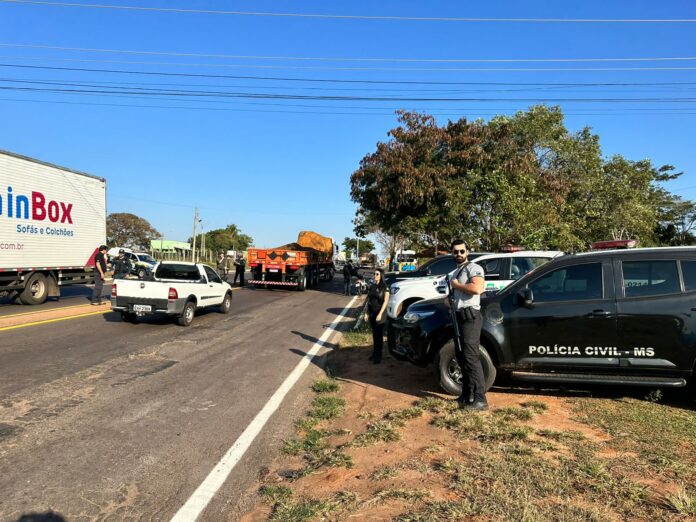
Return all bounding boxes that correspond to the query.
[137,254,156,264]
[155,264,201,281]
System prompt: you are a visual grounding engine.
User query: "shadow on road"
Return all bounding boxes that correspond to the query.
[290,331,339,350]
[16,512,66,522]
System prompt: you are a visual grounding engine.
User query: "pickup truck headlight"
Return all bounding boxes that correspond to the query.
[391,285,400,294]
[403,310,435,324]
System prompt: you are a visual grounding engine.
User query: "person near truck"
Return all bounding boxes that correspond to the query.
[448,239,487,411]
[217,252,228,281]
[233,254,245,286]
[343,261,360,295]
[91,245,108,305]
[366,268,390,364]
[112,249,132,279]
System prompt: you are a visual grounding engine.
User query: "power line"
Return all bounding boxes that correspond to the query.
[4,63,696,87]
[3,83,696,103]
[3,96,696,117]
[2,0,695,23]
[2,43,695,63]
[3,54,696,72]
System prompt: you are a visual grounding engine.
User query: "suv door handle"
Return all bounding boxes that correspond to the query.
[590,310,612,318]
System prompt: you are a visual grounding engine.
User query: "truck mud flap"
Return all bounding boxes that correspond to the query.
[248,280,299,287]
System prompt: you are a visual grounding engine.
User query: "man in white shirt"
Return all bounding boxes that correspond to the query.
[448,239,487,411]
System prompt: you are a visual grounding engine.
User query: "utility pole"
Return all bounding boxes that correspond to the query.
[191,207,198,262]
[357,236,360,263]
[201,221,206,262]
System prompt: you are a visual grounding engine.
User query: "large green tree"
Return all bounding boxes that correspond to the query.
[351,106,687,251]
[194,224,253,254]
[343,237,375,257]
[106,213,161,250]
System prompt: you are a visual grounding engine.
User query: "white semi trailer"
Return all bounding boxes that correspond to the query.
[0,150,106,304]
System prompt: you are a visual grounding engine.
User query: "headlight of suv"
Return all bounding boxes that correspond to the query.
[391,285,400,294]
[403,310,435,324]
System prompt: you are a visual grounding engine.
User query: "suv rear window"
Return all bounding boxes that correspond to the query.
[622,260,680,297]
[681,261,696,292]
[155,264,201,281]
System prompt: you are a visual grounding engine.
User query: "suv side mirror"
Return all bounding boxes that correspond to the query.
[519,288,534,308]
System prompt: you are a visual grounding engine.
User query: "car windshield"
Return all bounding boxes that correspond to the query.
[155,264,200,281]
[138,254,156,263]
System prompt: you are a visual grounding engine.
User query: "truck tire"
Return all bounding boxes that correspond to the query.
[178,300,196,326]
[220,292,232,314]
[305,269,313,289]
[297,272,306,291]
[19,273,49,305]
[434,341,496,397]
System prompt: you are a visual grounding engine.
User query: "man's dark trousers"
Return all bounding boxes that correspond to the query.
[234,268,244,286]
[343,277,351,295]
[454,308,485,403]
[91,277,104,303]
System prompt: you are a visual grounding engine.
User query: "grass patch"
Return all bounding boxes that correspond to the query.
[308,396,345,420]
[311,378,340,394]
[384,406,424,425]
[373,488,430,503]
[341,330,371,347]
[536,428,586,442]
[493,407,534,421]
[664,485,696,515]
[571,397,696,483]
[520,400,549,413]
[260,485,293,504]
[369,466,401,481]
[351,420,401,447]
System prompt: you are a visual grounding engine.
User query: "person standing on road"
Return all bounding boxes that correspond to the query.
[448,239,487,411]
[112,249,132,279]
[342,261,354,295]
[366,268,390,364]
[233,254,246,286]
[217,252,228,282]
[91,245,108,305]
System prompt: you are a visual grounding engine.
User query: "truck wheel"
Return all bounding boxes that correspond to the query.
[305,270,313,289]
[298,273,307,291]
[19,273,48,305]
[178,300,196,326]
[220,292,232,314]
[434,341,496,397]
[121,311,137,323]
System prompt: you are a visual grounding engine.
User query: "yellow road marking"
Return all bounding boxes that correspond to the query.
[0,302,108,319]
[0,310,111,332]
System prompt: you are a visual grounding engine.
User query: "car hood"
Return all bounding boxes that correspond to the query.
[391,274,444,288]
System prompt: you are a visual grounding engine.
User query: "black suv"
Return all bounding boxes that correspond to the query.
[390,247,696,396]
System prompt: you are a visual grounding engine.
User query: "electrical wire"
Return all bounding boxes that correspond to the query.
[4,63,696,87]
[2,43,695,64]
[2,0,695,23]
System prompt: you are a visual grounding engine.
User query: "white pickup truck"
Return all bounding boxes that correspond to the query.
[111,262,233,326]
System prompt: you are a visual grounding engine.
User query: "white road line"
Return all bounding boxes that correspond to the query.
[170,295,359,522]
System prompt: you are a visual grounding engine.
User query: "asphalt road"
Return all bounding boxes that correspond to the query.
[0,277,356,521]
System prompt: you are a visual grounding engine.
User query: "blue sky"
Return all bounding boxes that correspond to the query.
[0,1,695,251]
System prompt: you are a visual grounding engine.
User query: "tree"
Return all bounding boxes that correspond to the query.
[373,229,407,269]
[107,213,161,250]
[193,224,253,254]
[343,237,375,257]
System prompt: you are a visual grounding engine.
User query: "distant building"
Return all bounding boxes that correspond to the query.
[150,239,192,255]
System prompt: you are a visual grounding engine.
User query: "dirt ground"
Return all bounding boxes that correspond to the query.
[241,331,696,522]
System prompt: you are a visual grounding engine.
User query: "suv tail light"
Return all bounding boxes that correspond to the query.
[111,284,117,298]
[168,287,178,300]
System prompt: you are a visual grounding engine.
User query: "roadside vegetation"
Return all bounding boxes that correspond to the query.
[251,320,696,521]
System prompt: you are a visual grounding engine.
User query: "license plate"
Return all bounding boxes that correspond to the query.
[269,269,279,272]
[133,304,152,312]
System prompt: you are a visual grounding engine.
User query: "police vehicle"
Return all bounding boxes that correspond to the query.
[390,247,696,396]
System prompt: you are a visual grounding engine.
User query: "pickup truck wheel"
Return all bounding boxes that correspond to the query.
[435,341,496,397]
[121,311,137,323]
[178,301,196,326]
[220,292,232,314]
[19,273,48,305]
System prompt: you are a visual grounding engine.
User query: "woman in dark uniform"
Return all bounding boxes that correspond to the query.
[366,268,390,364]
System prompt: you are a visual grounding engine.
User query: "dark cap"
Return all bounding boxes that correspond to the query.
[119,249,125,254]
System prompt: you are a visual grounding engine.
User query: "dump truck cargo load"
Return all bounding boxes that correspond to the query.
[247,231,337,290]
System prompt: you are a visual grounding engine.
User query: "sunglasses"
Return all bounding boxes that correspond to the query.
[452,249,467,254]
[374,272,381,276]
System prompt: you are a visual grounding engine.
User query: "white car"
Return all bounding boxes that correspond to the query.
[387,251,564,320]
[111,262,233,326]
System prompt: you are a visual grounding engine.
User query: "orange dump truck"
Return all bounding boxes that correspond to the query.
[247,231,338,290]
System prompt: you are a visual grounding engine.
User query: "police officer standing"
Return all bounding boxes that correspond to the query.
[233,253,246,286]
[217,252,228,282]
[448,239,487,411]
[112,249,132,279]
